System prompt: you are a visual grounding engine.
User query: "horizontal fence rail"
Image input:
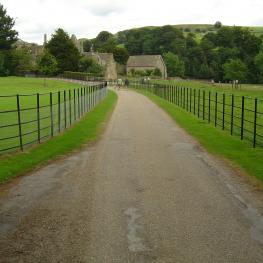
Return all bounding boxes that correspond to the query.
[130,82,263,148]
[0,82,107,154]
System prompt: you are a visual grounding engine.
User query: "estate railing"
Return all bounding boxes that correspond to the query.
[130,82,263,148]
[0,82,107,154]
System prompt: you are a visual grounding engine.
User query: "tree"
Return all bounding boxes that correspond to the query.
[83,39,92,52]
[0,4,18,50]
[255,44,263,82]
[10,47,35,74]
[78,56,104,76]
[0,4,18,75]
[113,46,129,64]
[163,52,185,77]
[153,68,162,77]
[214,21,222,29]
[37,50,58,76]
[96,31,113,43]
[45,28,80,73]
[199,63,215,79]
[223,59,247,82]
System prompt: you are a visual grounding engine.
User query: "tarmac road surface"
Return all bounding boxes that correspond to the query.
[0,89,263,262]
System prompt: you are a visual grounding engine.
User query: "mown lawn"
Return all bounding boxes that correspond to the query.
[150,78,263,98]
[0,90,117,183]
[134,80,263,147]
[0,77,91,152]
[134,88,263,183]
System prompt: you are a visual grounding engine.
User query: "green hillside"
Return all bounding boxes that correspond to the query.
[117,24,263,41]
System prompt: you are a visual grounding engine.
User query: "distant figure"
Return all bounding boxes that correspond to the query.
[124,79,129,87]
[117,78,123,90]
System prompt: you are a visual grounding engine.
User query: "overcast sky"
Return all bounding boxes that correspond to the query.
[2,0,263,44]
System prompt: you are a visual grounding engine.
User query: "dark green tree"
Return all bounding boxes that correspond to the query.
[0,4,18,50]
[164,52,185,77]
[96,31,113,43]
[79,56,104,76]
[214,21,222,29]
[45,28,80,73]
[10,47,35,74]
[37,50,58,76]
[0,4,18,75]
[223,59,248,82]
[83,39,92,52]
[113,46,129,65]
[255,44,263,82]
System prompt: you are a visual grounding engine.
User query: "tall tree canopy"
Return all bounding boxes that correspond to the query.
[0,3,18,75]
[0,4,18,50]
[45,28,80,73]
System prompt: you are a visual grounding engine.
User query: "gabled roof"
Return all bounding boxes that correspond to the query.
[127,55,164,67]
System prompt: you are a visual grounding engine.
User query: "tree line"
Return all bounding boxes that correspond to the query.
[83,24,263,83]
[2,2,263,83]
[0,4,104,77]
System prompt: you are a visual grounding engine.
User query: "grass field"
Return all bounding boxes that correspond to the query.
[0,89,117,183]
[134,88,263,183]
[150,78,263,98]
[132,80,263,147]
[0,77,100,153]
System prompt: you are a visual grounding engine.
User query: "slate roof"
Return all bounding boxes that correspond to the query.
[127,55,164,67]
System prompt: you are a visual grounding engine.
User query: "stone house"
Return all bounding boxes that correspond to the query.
[83,52,117,80]
[127,55,167,79]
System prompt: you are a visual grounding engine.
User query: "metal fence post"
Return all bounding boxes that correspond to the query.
[81,87,83,116]
[203,90,205,120]
[50,92,54,137]
[16,94,23,151]
[187,88,189,111]
[84,87,86,112]
[77,88,80,118]
[215,92,218,127]
[183,87,186,109]
[253,98,257,147]
[231,94,234,135]
[241,96,245,140]
[64,90,67,129]
[69,90,72,125]
[190,88,192,112]
[208,91,211,123]
[37,93,41,143]
[194,89,196,115]
[58,91,61,132]
[222,93,225,130]
[181,87,183,107]
[198,89,200,118]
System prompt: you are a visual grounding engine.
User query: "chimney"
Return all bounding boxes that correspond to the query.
[44,34,47,45]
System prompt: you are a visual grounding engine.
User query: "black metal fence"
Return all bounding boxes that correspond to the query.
[131,82,263,148]
[0,82,107,154]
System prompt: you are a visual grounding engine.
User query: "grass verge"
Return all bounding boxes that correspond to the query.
[135,89,263,183]
[0,90,117,183]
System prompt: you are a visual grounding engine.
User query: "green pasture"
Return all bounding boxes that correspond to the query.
[150,78,263,98]
[0,90,117,182]
[0,77,98,153]
[133,80,263,147]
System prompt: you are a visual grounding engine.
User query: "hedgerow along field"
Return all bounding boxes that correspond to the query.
[0,77,96,153]
[140,79,263,148]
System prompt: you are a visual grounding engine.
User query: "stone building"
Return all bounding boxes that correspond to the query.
[83,52,117,80]
[15,40,44,66]
[127,55,167,79]
[71,34,83,53]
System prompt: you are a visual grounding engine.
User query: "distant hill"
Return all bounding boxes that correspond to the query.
[78,24,263,44]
